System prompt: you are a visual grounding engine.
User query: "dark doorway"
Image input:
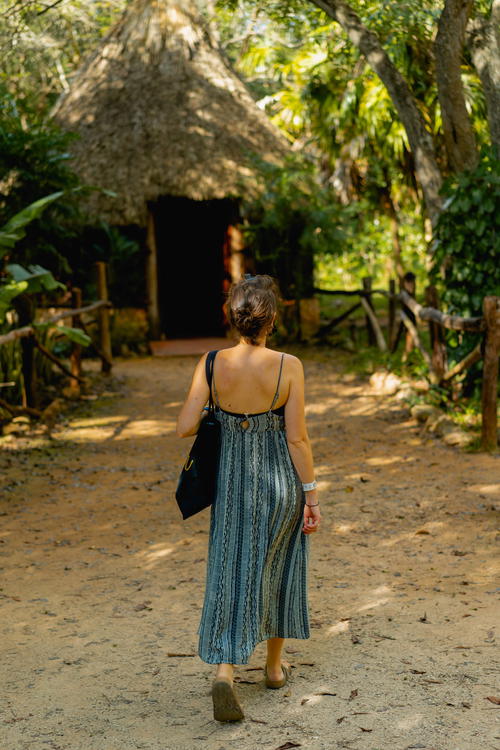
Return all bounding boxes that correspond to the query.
[154,196,239,338]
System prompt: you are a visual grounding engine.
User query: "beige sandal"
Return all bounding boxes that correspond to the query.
[263,662,292,689]
[211,678,245,722]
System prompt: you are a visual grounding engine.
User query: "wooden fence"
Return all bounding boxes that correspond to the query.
[315,276,500,452]
[0,262,112,416]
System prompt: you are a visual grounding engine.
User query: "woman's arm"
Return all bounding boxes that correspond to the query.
[176,352,210,438]
[284,355,316,483]
[284,355,321,533]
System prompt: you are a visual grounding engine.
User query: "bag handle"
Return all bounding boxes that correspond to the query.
[205,350,217,413]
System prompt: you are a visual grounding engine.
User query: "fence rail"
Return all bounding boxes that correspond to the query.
[315,275,499,452]
[0,262,112,416]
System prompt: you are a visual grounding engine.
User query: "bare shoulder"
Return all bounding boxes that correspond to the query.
[193,350,209,373]
[277,351,304,375]
[282,352,304,371]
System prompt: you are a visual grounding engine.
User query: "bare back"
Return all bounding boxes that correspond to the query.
[211,347,289,415]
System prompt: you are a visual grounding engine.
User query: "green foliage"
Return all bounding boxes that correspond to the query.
[0,193,92,403]
[86,222,144,308]
[431,150,500,393]
[0,0,126,112]
[0,90,86,277]
[33,321,91,348]
[0,193,65,322]
[240,155,345,298]
[0,191,64,256]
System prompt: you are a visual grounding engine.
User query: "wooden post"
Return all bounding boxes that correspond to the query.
[425,285,447,382]
[69,287,82,396]
[14,294,37,408]
[96,262,112,374]
[145,207,161,339]
[402,272,416,361]
[227,225,245,283]
[362,276,376,346]
[388,279,396,349]
[360,296,387,351]
[481,296,500,451]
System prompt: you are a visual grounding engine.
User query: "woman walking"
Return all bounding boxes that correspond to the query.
[176,275,320,722]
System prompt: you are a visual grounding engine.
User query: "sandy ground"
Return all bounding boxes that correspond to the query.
[0,352,499,750]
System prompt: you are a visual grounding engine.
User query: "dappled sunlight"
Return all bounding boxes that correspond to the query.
[2,353,497,750]
[60,416,177,442]
[334,522,358,533]
[61,425,126,441]
[306,400,339,416]
[326,618,350,636]
[379,520,445,548]
[466,483,499,495]
[397,713,424,730]
[297,688,331,705]
[356,584,393,612]
[118,419,176,439]
[69,416,125,428]
[366,455,405,466]
[357,596,391,612]
[134,542,175,569]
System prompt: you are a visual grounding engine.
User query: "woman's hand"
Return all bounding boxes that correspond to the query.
[303,500,321,534]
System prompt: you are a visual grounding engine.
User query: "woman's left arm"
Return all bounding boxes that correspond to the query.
[176,352,210,438]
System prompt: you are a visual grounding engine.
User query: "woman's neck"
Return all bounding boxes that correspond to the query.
[237,336,267,348]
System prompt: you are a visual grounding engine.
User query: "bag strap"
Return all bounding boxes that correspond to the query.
[205,350,218,412]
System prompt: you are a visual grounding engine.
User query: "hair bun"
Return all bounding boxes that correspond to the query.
[226,275,279,345]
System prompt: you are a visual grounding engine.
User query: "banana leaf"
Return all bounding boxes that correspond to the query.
[0,191,64,257]
[34,321,91,347]
[6,263,65,292]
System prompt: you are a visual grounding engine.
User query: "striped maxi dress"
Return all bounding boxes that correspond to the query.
[197,351,310,665]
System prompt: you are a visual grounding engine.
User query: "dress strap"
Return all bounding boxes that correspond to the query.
[210,351,221,407]
[269,353,285,411]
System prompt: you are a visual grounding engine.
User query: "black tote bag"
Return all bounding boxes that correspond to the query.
[175,350,221,520]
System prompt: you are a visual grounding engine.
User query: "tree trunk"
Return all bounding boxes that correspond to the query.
[14,294,38,409]
[435,0,478,172]
[309,0,443,226]
[145,207,161,340]
[467,0,500,156]
[380,180,404,282]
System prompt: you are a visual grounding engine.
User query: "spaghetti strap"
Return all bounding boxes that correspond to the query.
[209,351,221,407]
[269,353,285,411]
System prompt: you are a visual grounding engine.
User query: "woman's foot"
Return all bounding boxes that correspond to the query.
[211,677,244,721]
[212,664,244,722]
[264,659,292,688]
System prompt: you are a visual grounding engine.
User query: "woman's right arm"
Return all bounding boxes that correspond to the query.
[284,355,320,534]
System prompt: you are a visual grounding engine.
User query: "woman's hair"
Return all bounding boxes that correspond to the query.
[226,274,279,345]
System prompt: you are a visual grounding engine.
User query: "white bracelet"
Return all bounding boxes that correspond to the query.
[302,480,317,492]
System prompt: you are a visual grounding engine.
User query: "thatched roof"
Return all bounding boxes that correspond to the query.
[51,0,289,226]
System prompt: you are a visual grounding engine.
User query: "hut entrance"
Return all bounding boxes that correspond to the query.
[153,196,239,339]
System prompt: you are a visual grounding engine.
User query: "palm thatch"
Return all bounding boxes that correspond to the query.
[51,0,289,226]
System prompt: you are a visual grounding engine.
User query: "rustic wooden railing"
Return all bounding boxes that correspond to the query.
[0,262,112,413]
[314,276,500,452]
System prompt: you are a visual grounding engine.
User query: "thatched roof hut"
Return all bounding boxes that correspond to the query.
[51,0,293,339]
[51,0,288,227]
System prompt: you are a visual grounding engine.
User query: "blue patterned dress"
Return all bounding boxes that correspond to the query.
[197,352,310,665]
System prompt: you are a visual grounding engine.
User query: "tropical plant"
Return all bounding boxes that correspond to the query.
[240,154,346,298]
[0,0,126,112]
[0,194,91,408]
[430,149,500,395]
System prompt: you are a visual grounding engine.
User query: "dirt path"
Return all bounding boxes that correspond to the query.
[1,353,499,750]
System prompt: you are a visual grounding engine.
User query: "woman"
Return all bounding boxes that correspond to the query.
[176,274,320,722]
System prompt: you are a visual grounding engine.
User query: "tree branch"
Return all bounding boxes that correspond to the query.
[435,0,478,172]
[466,0,500,155]
[308,0,443,226]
